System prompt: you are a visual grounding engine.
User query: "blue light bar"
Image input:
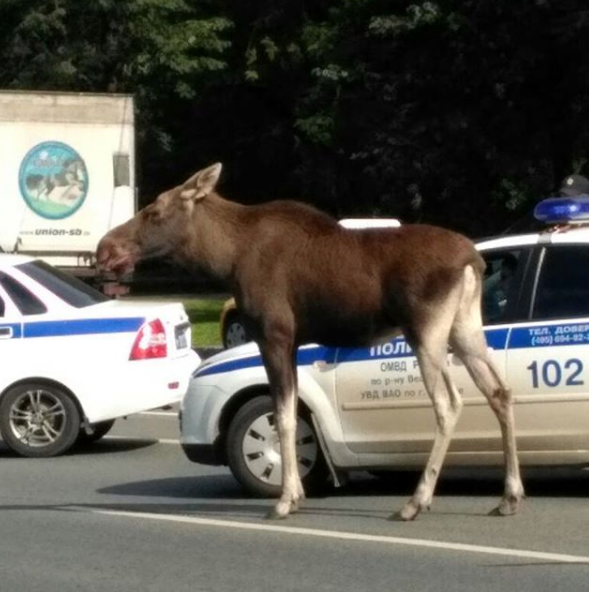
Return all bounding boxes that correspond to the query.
[534,195,589,224]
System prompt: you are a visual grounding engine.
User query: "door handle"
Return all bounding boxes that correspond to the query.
[0,326,13,338]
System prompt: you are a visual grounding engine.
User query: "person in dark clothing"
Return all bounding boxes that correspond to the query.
[559,174,589,197]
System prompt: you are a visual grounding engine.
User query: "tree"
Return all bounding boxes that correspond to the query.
[3,0,589,234]
[0,0,232,198]
[285,1,589,233]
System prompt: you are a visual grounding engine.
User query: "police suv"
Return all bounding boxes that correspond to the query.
[0,255,199,457]
[180,197,589,496]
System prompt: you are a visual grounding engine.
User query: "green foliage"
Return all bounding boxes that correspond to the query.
[127,0,231,98]
[264,0,589,232]
[492,179,530,213]
[369,2,445,35]
[2,0,589,235]
[0,0,231,91]
[0,0,231,160]
[294,113,335,146]
[181,297,223,347]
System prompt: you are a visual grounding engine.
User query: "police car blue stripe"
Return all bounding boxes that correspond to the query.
[193,325,583,380]
[509,322,589,349]
[194,346,336,379]
[0,323,22,338]
[23,317,144,338]
[486,328,510,349]
[337,339,410,362]
[195,354,263,378]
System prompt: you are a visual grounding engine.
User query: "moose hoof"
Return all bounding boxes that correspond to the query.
[265,499,300,520]
[265,507,290,521]
[388,501,422,522]
[488,496,521,517]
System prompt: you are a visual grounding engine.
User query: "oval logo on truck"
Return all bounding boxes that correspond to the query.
[19,141,89,220]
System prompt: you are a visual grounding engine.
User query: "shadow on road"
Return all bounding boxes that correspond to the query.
[1,467,589,524]
[99,474,245,499]
[74,439,160,455]
[351,467,589,498]
[85,466,588,523]
[96,465,589,505]
[0,438,159,459]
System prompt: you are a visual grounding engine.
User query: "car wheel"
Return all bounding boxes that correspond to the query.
[77,419,116,444]
[0,383,81,458]
[223,312,250,348]
[226,395,328,497]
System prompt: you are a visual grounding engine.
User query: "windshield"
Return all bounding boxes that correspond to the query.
[17,260,109,308]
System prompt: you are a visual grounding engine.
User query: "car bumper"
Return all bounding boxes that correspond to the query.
[83,349,201,423]
[179,380,234,463]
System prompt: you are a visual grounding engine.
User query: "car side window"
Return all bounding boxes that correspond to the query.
[0,272,47,315]
[532,245,589,320]
[482,250,522,324]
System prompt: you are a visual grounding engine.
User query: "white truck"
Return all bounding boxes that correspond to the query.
[0,90,136,281]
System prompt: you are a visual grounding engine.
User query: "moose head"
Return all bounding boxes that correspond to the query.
[97,163,222,277]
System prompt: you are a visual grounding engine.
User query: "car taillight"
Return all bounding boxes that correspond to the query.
[129,319,168,360]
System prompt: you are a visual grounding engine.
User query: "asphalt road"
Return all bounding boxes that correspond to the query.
[2,409,589,592]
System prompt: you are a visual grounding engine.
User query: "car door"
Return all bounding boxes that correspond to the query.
[333,246,531,458]
[505,243,589,457]
[0,269,50,384]
[0,282,24,387]
[334,337,430,455]
[0,292,16,339]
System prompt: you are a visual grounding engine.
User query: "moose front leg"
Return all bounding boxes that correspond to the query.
[269,381,304,519]
[260,335,304,520]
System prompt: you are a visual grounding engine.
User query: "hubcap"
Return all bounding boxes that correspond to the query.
[9,389,67,448]
[225,322,248,348]
[241,412,318,486]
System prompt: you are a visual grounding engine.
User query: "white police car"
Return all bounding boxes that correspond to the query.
[180,196,589,496]
[0,254,199,457]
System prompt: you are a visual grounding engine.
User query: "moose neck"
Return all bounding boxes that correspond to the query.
[188,192,244,282]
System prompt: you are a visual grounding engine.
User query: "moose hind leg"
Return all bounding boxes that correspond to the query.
[392,345,463,521]
[451,329,524,516]
[463,353,523,515]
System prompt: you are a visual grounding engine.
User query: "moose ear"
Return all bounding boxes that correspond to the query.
[181,162,222,200]
[180,188,199,201]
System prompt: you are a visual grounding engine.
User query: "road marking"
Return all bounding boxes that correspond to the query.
[82,507,589,564]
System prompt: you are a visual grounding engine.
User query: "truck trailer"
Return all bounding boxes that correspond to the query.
[0,90,136,281]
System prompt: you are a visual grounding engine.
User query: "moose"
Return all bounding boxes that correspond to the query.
[97,163,524,521]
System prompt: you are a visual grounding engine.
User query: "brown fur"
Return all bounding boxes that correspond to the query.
[97,163,523,520]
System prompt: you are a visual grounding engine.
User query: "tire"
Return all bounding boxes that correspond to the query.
[222,312,250,349]
[77,419,116,444]
[226,395,328,497]
[0,382,81,458]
